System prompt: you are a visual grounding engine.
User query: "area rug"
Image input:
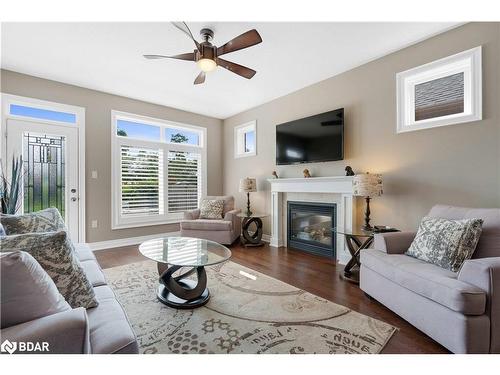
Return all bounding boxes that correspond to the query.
[104,260,397,354]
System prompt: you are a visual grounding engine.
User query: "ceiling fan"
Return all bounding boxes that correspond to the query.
[144,22,262,85]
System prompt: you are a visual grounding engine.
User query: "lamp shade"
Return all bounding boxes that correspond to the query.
[239,177,257,193]
[352,173,383,197]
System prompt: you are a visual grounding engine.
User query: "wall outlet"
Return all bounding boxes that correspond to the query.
[91,220,98,228]
[91,170,98,179]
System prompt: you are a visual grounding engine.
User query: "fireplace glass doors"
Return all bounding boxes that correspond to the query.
[287,201,336,258]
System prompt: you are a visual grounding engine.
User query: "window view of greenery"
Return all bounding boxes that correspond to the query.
[120,146,162,216]
[116,120,161,141]
[166,128,200,145]
[167,150,200,213]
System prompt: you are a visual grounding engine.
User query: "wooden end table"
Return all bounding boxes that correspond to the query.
[237,213,268,247]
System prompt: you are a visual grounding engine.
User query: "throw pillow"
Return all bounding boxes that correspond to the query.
[0,207,66,235]
[1,251,71,328]
[199,199,224,219]
[0,231,98,309]
[406,216,483,272]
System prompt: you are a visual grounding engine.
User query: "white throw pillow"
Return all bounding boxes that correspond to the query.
[199,199,224,219]
[1,251,71,328]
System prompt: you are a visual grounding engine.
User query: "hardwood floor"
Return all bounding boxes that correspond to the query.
[95,242,449,354]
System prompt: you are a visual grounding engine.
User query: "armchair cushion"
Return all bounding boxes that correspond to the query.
[0,307,90,354]
[458,257,500,352]
[181,219,232,231]
[361,249,486,315]
[1,251,70,328]
[374,231,416,254]
[183,209,200,220]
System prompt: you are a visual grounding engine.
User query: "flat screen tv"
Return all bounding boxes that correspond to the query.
[276,108,344,165]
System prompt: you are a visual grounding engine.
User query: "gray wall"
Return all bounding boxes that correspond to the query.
[1,70,223,243]
[222,22,500,235]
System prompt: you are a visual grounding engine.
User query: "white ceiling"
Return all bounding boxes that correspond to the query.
[1,22,459,119]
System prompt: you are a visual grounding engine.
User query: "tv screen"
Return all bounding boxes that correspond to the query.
[276,108,344,165]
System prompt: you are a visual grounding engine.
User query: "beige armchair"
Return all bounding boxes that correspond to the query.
[180,196,241,245]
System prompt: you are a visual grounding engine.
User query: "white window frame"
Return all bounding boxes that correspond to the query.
[396,46,482,133]
[111,110,207,229]
[234,120,257,158]
[1,93,86,242]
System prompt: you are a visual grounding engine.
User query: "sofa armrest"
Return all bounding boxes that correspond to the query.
[459,257,500,353]
[183,209,200,220]
[224,209,242,233]
[0,307,90,354]
[373,231,416,254]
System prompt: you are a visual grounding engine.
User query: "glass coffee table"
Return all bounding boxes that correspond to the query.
[139,237,231,309]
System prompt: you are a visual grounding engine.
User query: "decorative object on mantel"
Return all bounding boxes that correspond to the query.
[396,46,482,133]
[272,171,279,179]
[353,173,383,231]
[345,166,355,176]
[303,169,311,178]
[239,177,257,217]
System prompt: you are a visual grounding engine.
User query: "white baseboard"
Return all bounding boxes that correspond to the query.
[89,231,180,251]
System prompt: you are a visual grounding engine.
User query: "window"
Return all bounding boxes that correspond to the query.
[111,111,206,228]
[9,104,77,123]
[234,121,257,158]
[397,46,482,133]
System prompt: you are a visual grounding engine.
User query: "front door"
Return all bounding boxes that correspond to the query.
[5,119,81,240]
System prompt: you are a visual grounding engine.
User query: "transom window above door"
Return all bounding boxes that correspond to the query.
[111,111,207,229]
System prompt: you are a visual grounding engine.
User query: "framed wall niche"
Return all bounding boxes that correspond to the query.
[396,46,482,133]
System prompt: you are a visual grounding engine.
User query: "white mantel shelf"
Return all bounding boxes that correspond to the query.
[267,176,355,265]
[267,176,354,194]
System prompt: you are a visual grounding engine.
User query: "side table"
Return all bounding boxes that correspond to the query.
[237,213,268,247]
[334,227,399,284]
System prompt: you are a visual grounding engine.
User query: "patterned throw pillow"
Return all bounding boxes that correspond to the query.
[406,217,483,272]
[199,199,224,219]
[0,207,66,235]
[0,231,98,309]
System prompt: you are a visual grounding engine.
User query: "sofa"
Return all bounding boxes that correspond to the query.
[1,242,139,354]
[180,195,241,245]
[360,205,500,353]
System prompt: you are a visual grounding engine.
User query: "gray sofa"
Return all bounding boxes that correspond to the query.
[360,205,500,353]
[1,243,138,354]
[180,195,241,245]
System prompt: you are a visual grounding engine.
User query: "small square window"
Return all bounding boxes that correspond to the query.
[234,121,256,158]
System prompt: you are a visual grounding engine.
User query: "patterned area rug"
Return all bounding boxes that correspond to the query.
[104,260,396,354]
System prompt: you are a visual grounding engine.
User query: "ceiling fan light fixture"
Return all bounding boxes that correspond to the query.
[197,58,217,73]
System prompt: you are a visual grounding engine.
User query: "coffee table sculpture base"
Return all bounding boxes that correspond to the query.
[158,265,210,309]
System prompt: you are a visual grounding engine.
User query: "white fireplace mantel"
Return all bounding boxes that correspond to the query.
[267,176,355,264]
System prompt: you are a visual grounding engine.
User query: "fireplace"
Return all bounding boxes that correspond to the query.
[287,201,336,258]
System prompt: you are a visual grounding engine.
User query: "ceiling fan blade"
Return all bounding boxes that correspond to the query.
[217,58,256,79]
[194,71,206,85]
[217,29,262,56]
[171,22,201,51]
[143,52,195,61]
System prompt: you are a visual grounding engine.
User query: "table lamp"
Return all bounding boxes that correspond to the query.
[352,173,383,231]
[239,177,257,217]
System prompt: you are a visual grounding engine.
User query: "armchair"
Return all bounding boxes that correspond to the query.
[360,205,500,353]
[180,196,241,245]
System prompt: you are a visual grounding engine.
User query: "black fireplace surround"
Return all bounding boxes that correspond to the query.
[287,201,336,258]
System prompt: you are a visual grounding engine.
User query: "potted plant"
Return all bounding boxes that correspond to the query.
[0,156,24,214]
